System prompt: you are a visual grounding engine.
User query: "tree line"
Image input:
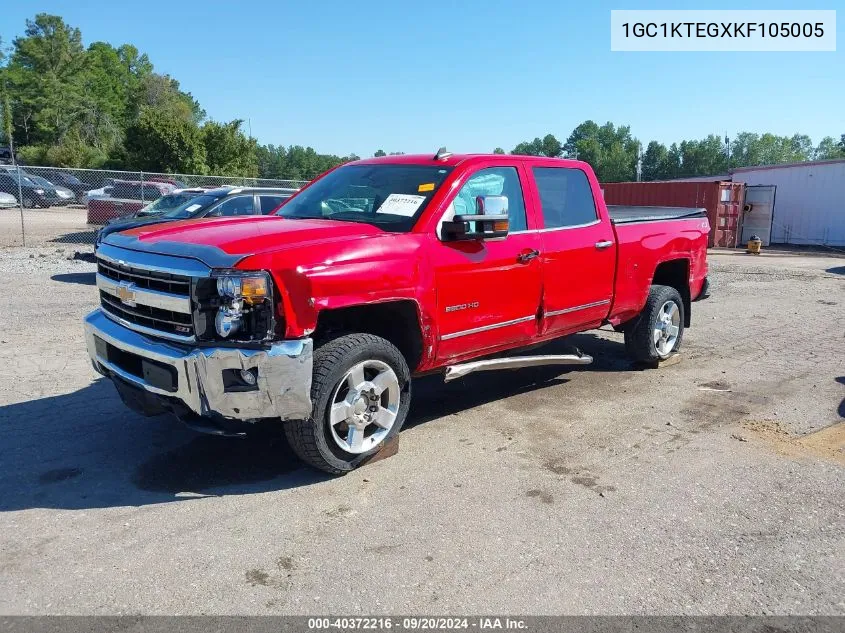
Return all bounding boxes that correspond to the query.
[1,14,843,183]
[499,124,845,182]
[0,14,358,180]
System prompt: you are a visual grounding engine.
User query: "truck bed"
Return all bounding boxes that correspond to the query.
[608,205,706,224]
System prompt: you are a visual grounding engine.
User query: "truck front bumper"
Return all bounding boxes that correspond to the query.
[84,309,313,422]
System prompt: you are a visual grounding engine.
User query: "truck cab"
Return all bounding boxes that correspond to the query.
[84,152,710,474]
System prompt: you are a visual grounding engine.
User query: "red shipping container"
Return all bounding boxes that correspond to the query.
[602,181,744,247]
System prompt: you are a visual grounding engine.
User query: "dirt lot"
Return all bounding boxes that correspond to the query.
[0,247,842,615]
[0,206,98,248]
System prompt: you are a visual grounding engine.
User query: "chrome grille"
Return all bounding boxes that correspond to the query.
[99,291,194,338]
[97,259,191,296]
[96,252,197,341]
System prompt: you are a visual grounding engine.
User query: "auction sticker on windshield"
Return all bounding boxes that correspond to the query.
[184,203,202,213]
[376,194,426,217]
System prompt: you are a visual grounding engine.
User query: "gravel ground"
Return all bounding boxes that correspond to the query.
[0,206,97,248]
[0,247,842,615]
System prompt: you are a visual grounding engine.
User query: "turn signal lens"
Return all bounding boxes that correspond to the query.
[215,272,270,304]
[493,220,509,232]
[241,276,269,304]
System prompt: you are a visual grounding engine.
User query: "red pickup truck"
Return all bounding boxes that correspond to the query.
[84,152,710,473]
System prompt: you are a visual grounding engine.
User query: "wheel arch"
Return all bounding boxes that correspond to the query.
[651,258,691,327]
[313,300,425,371]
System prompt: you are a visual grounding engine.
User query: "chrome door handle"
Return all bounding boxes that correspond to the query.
[595,240,613,250]
[517,249,540,263]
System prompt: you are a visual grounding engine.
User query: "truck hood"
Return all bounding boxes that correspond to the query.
[102,214,176,235]
[102,215,386,268]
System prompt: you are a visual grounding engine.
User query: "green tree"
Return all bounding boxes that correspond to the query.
[4,14,87,146]
[665,143,682,179]
[492,147,505,154]
[201,119,258,176]
[511,134,562,157]
[641,141,668,181]
[512,138,543,155]
[1,89,14,150]
[677,135,728,177]
[815,136,845,159]
[135,73,201,123]
[374,149,386,157]
[564,121,638,182]
[124,105,206,173]
[730,132,814,168]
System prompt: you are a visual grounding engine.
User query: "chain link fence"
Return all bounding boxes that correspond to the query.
[0,165,309,249]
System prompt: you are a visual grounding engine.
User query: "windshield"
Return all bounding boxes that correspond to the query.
[5,171,37,187]
[30,175,54,188]
[276,164,453,231]
[138,192,203,216]
[161,194,224,219]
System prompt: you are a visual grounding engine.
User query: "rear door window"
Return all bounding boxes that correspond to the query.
[532,167,598,229]
[259,195,287,214]
[207,195,256,217]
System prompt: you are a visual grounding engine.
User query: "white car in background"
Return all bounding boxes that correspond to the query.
[0,192,16,208]
[81,185,114,206]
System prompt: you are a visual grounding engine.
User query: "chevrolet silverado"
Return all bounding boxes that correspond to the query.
[84,151,710,473]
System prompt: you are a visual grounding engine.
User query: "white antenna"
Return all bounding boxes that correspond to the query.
[434,147,452,161]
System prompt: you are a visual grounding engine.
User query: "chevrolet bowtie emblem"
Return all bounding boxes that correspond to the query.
[116,281,137,307]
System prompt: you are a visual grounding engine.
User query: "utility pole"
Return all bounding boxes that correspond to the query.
[636,142,643,182]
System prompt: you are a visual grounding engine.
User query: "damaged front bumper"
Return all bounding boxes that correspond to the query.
[84,309,313,423]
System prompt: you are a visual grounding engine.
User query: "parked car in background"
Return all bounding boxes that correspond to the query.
[95,186,298,246]
[0,171,64,208]
[36,169,96,203]
[147,177,189,189]
[134,188,208,217]
[25,174,76,205]
[0,192,17,208]
[86,180,176,224]
[0,146,17,165]
[82,183,114,206]
[0,166,74,204]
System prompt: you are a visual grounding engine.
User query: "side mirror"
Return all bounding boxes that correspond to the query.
[441,195,510,241]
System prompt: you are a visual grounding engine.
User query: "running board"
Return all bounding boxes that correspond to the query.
[444,353,593,382]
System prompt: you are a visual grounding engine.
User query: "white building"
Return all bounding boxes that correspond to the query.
[730,159,845,247]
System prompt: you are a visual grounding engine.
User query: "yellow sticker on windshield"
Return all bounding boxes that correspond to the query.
[418,183,435,192]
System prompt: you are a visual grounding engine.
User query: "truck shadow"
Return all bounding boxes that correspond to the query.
[49,230,98,246]
[0,379,328,512]
[50,272,96,285]
[0,332,628,512]
[407,332,629,428]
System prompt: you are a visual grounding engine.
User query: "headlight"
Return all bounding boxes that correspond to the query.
[217,274,269,305]
[210,271,274,340]
[34,189,45,195]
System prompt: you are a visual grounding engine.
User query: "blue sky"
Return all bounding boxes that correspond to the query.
[1,1,841,157]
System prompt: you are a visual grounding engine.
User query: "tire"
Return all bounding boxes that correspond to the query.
[284,333,411,475]
[21,196,35,209]
[624,285,685,364]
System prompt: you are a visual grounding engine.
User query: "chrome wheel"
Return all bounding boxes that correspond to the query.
[653,300,681,357]
[328,360,400,454]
